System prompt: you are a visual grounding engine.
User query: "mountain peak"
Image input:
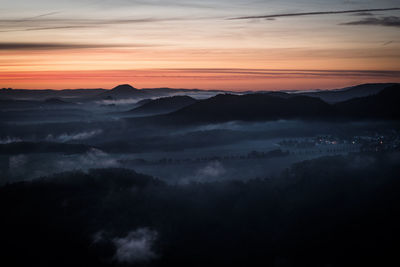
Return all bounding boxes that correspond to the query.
[111,84,138,92]
[99,84,146,99]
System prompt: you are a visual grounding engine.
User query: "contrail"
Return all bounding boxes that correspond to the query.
[17,11,61,22]
[229,8,400,20]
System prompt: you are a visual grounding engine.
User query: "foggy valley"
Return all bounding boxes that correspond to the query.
[1,83,400,266]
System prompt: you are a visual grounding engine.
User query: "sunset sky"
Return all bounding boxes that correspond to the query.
[1,0,399,90]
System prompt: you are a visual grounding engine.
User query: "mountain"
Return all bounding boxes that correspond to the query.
[135,98,153,106]
[138,93,335,125]
[0,88,106,100]
[98,84,147,99]
[262,91,293,98]
[127,95,197,115]
[0,98,75,110]
[128,85,400,125]
[299,83,397,103]
[43,98,76,106]
[335,84,400,119]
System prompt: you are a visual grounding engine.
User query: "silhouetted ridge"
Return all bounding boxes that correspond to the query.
[111,84,138,92]
[335,84,400,119]
[133,86,399,125]
[135,98,152,106]
[300,83,397,103]
[44,98,74,105]
[161,93,335,123]
[99,84,147,99]
[128,95,197,115]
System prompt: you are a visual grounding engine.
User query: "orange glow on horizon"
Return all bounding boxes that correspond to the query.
[1,69,399,91]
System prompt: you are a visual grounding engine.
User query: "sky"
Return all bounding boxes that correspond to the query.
[0,0,399,90]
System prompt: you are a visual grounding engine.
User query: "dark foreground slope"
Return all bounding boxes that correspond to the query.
[1,152,400,267]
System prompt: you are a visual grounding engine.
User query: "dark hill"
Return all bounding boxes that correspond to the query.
[99,84,147,99]
[127,95,197,115]
[110,84,138,93]
[300,83,397,103]
[157,93,335,124]
[127,86,400,126]
[0,88,106,100]
[261,91,293,98]
[43,98,75,106]
[135,98,153,106]
[335,84,400,119]
[0,98,75,110]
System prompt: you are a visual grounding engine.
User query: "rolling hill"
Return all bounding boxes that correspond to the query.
[127,95,197,115]
[127,85,400,125]
[98,84,148,99]
[300,83,397,103]
[335,84,400,119]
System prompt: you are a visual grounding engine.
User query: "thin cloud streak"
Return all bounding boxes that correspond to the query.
[0,16,212,26]
[2,68,399,79]
[168,68,400,78]
[22,11,61,20]
[341,16,400,27]
[352,12,374,16]
[0,42,159,50]
[0,16,214,32]
[229,8,400,20]
[25,26,97,31]
[0,26,97,33]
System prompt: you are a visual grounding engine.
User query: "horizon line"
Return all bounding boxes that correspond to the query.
[2,82,398,92]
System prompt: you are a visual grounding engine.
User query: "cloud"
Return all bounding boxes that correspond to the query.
[113,228,158,264]
[168,91,222,99]
[0,42,154,50]
[55,148,120,171]
[196,161,226,177]
[352,12,374,16]
[180,161,227,184]
[0,16,208,32]
[97,98,147,106]
[0,26,97,33]
[18,11,61,22]
[9,154,28,176]
[341,16,400,27]
[92,231,106,244]
[25,26,97,31]
[169,68,400,78]
[0,136,22,144]
[229,8,400,20]
[46,130,103,142]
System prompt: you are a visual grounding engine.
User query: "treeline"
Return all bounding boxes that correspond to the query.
[0,152,399,266]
